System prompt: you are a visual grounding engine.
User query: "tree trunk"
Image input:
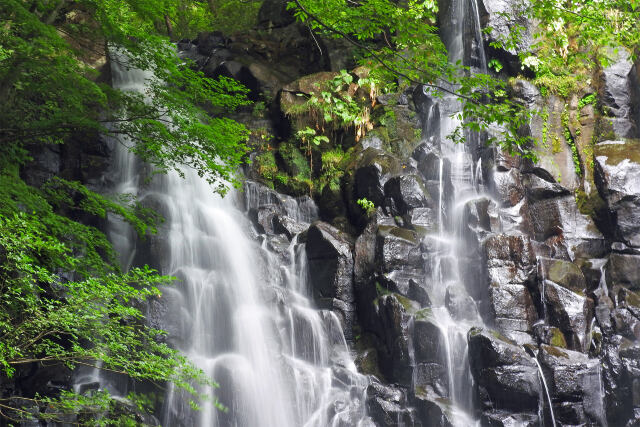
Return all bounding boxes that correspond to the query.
[44,0,68,25]
[164,14,174,39]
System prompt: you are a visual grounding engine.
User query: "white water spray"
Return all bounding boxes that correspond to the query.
[98,54,369,427]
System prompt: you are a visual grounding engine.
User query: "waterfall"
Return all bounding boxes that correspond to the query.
[100,55,369,427]
[414,0,497,424]
[469,0,488,73]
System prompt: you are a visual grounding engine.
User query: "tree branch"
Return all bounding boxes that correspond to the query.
[290,0,473,100]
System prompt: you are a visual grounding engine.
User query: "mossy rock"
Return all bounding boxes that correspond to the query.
[280,71,338,115]
[488,329,518,346]
[625,290,640,308]
[279,71,338,132]
[540,257,586,294]
[277,141,310,177]
[575,188,607,218]
[371,104,422,158]
[393,292,419,313]
[355,347,383,378]
[594,138,640,166]
[377,225,420,245]
[274,173,313,197]
[254,151,278,184]
[549,327,568,348]
[541,344,570,359]
[343,145,403,178]
[415,307,433,321]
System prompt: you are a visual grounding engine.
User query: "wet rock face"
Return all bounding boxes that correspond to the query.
[607,253,640,292]
[306,222,356,336]
[537,345,608,425]
[595,140,640,248]
[468,328,541,413]
[481,410,539,427]
[477,0,533,74]
[383,174,432,215]
[365,379,417,426]
[350,148,403,210]
[180,10,639,426]
[373,294,413,384]
[376,226,423,272]
[599,52,640,139]
[538,257,594,351]
[483,235,538,342]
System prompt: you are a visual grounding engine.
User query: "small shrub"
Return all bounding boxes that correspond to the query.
[255,151,278,181]
[357,197,376,216]
[578,93,597,109]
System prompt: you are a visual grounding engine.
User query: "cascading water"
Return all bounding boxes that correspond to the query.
[99,55,369,426]
[415,0,492,424]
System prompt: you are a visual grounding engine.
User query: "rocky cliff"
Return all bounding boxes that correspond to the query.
[21,0,640,425]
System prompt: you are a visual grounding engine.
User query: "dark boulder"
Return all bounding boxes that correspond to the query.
[354,221,377,287]
[468,328,540,411]
[413,318,446,365]
[477,0,533,74]
[243,180,318,223]
[365,381,416,427]
[196,31,227,55]
[380,269,430,307]
[612,308,640,340]
[541,279,594,351]
[273,214,308,240]
[375,294,413,384]
[481,410,539,427]
[413,361,449,399]
[406,207,438,234]
[538,257,587,294]
[248,204,280,234]
[352,148,403,209]
[599,52,640,139]
[594,140,640,247]
[413,387,454,427]
[257,0,296,29]
[537,345,608,425]
[306,222,355,336]
[375,226,424,272]
[383,174,432,215]
[522,172,571,202]
[484,234,535,287]
[464,197,497,233]
[607,253,640,292]
[489,284,538,343]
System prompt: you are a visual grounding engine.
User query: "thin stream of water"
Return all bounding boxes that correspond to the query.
[533,356,557,427]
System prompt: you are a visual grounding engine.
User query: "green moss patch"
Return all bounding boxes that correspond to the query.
[549,327,568,348]
[594,139,640,166]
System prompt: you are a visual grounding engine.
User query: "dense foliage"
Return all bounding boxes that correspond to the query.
[0,0,250,190]
[287,0,536,159]
[0,0,249,423]
[287,0,640,159]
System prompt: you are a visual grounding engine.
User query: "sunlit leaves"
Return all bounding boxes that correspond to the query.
[0,0,251,191]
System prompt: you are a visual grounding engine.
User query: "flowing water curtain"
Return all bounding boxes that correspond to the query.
[105,56,370,427]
